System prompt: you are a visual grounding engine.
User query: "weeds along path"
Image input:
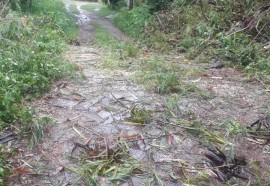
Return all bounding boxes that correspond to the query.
[11,1,270,185]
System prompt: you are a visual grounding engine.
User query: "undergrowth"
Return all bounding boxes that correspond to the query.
[112,0,270,81]
[0,0,77,134]
[133,57,200,94]
[144,1,270,80]
[0,0,78,183]
[113,5,150,38]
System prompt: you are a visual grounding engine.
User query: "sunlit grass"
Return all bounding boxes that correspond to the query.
[98,6,114,17]
[80,3,104,12]
[69,4,80,14]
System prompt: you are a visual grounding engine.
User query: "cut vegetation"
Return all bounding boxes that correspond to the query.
[1,0,270,185]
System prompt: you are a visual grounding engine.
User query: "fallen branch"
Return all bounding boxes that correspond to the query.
[226,4,270,38]
[76,122,104,138]
[111,92,130,109]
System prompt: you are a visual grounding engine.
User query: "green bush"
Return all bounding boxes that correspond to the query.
[141,0,270,80]
[10,0,78,40]
[113,5,150,37]
[0,0,77,127]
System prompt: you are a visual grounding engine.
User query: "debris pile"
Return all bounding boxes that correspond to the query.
[71,131,145,184]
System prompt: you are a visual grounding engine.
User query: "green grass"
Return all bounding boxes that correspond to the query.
[80,3,104,12]
[140,1,270,80]
[94,24,205,95]
[97,6,114,17]
[0,146,11,185]
[69,4,80,14]
[132,56,201,94]
[0,0,77,130]
[94,24,120,47]
[94,25,138,69]
[0,0,78,181]
[113,5,150,38]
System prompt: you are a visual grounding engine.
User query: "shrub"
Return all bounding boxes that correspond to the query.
[0,0,77,127]
[141,0,270,80]
[113,5,150,37]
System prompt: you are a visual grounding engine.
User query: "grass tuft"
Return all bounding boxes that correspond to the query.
[133,57,200,95]
[94,24,139,68]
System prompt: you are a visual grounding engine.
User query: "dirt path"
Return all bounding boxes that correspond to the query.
[65,0,128,45]
[10,1,270,185]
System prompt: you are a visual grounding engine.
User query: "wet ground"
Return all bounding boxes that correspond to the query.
[9,1,270,185]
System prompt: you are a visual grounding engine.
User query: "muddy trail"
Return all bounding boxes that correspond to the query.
[9,1,270,185]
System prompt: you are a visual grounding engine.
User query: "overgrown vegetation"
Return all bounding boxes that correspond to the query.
[112,0,270,81]
[113,5,150,37]
[133,57,199,94]
[94,24,139,61]
[0,0,77,183]
[0,0,77,138]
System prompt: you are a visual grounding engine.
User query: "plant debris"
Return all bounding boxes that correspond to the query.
[125,105,153,125]
[248,115,270,144]
[0,133,17,144]
[70,133,144,185]
[204,147,249,182]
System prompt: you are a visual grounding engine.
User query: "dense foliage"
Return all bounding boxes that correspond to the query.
[113,0,270,81]
[113,5,150,37]
[0,0,77,183]
[0,0,77,127]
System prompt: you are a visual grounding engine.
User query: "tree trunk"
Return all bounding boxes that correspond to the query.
[127,0,133,10]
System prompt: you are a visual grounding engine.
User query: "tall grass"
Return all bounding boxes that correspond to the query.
[113,5,150,37]
[0,0,77,129]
